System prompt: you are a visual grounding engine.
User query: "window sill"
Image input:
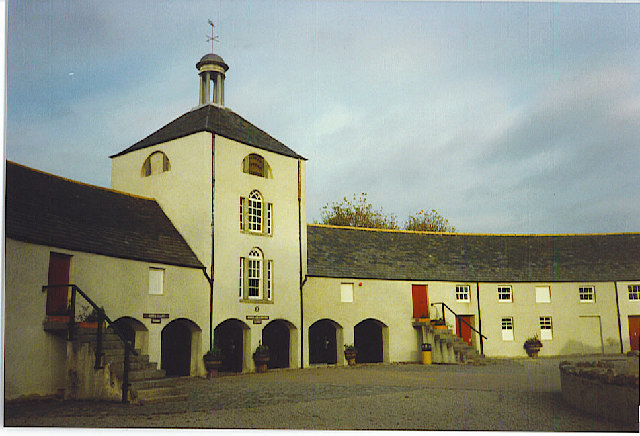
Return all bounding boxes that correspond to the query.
[239,298,273,304]
[240,230,272,237]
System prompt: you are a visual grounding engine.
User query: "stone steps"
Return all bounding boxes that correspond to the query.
[72,328,185,404]
[414,318,484,364]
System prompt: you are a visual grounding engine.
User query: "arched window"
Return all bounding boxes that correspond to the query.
[242,153,272,178]
[239,248,273,301]
[240,190,272,235]
[142,151,170,177]
[248,190,263,232]
[247,248,263,298]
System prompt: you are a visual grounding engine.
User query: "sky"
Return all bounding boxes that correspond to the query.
[6,1,640,234]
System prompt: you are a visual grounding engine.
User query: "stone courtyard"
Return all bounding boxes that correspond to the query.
[4,356,638,431]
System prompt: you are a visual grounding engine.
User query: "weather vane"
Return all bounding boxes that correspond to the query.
[206,19,219,53]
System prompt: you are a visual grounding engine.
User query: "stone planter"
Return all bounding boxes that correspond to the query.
[525,345,541,357]
[253,353,270,373]
[344,349,357,366]
[203,356,223,378]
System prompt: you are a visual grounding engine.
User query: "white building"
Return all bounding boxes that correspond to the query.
[4,52,640,401]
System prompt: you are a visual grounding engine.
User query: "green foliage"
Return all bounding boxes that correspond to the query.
[405,209,456,232]
[319,193,455,232]
[320,193,399,229]
[344,344,357,353]
[204,347,223,358]
[524,335,543,348]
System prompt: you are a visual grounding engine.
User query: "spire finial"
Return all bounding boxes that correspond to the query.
[206,19,219,53]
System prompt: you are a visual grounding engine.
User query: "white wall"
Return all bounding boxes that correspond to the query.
[617,281,640,352]
[4,238,209,400]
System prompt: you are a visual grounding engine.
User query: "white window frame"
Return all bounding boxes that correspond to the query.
[498,286,512,302]
[266,202,272,235]
[148,267,164,295]
[456,285,470,302]
[240,197,245,231]
[501,317,514,341]
[579,286,595,303]
[535,286,551,303]
[266,260,273,301]
[340,283,354,303]
[239,257,244,297]
[247,248,263,299]
[248,190,263,233]
[629,284,640,301]
[539,316,553,340]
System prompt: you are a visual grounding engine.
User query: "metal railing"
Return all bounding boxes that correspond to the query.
[430,302,488,345]
[42,284,138,403]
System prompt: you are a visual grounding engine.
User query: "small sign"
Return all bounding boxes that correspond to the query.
[143,313,169,324]
[246,315,269,325]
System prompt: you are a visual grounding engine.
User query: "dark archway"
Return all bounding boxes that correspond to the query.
[161,318,199,377]
[263,320,291,369]
[214,319,247,373]
[354,319,384,363]
[112,316,145,346]
[309,319,340,364]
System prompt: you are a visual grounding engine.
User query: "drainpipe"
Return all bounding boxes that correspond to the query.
[614,281,623,354]
[476,282,483,355]
[210,136,216,351]
[298,159,304,368]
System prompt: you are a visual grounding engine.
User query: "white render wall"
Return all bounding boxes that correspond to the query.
[304,276,629,363]
[4,238,209,400]
[110,132,214,270]
[212,135,305,369]
[617,281,640,352]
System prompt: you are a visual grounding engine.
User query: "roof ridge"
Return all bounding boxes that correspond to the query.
[7,161,156,202]
[307,223,640,237]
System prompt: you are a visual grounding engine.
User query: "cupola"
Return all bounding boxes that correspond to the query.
[196,53,229,106]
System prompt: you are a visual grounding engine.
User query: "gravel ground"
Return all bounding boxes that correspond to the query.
[4,355,639,431]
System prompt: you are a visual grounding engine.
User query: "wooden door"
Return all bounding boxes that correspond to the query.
[456,315,473,346]
[411,285,429,318]
[46,253,71,316]
[629,316,640,351]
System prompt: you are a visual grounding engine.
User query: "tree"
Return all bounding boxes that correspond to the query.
[319,193,399,229]
[319,193,456,232]
[405,209,456,233]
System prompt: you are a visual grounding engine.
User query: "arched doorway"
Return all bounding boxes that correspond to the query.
[112,316,148,353]
[263,320,292,369]
[354,318,386,363]
[214,319,248,373]
[161,318,201,377]
[309,319,341,364]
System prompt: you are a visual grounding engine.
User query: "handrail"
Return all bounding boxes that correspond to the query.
[431,302,488,341]
[42,284,138,403]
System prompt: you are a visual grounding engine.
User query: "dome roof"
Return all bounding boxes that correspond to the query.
[196,53,229,71]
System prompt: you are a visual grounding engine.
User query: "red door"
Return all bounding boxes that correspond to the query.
[629,316,640,351]
[456,315,473,346]
[411,285,429,318]
[46,253,72,316]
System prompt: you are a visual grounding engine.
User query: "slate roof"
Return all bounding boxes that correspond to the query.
[5,162,203,269]
[307,224,640,282]
[111,104,305,160]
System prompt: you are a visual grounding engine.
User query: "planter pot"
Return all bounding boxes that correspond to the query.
[344,350,357,366]
[433,325,448,330]
[253,353,270,373]
[415,317,430,323]
[77,321,106,329]
[203,356,223,378]
[525,346,541,358]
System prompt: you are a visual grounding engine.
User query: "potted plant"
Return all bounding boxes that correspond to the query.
[415,312,430,323]
[344,344,357,366]
[253,342,270,373]
[432,318,448,330]
[524,335,543,357]
[77,306,106,329]
[203,347,223,378]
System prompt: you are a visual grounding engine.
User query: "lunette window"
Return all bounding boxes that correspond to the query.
[242,153,272,178]
[142,151,170,177]
[456,285,470,302]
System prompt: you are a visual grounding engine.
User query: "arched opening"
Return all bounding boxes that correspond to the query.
[141,151,170,177]
[309,319,342,365]
[214,318,249,373]
[112,316,148,355]
[354,318,387,363]
[161,318,201,377]
[263,319,294,369]
[242,153,272,178]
